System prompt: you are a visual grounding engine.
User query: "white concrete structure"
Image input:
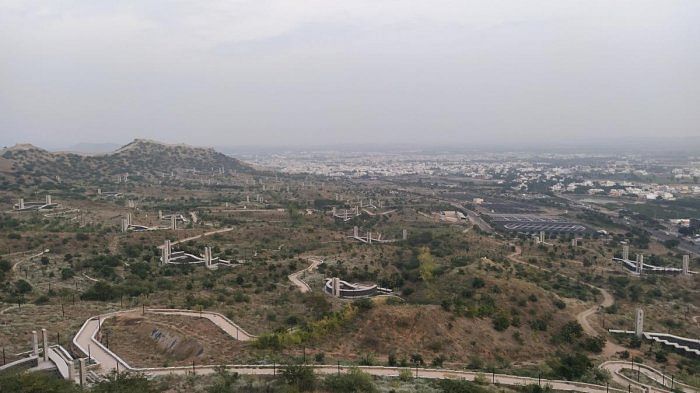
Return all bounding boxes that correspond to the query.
[332,277,340,297]
[622,244,629,261]
[683,255,689,276]
[41,328,48,362]
[32,330,38,357]
[635,308,644,338]
[636,254,643,275]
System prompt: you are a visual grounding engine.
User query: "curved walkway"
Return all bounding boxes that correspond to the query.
[71,309,626,392]
[288,257,323,293]
[170,227,235,246]
[601,361,697,393]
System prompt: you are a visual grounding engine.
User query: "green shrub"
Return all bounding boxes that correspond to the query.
[323,367,377,393]
[281,364,316,392]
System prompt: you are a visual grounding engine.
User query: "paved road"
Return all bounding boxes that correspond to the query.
[288,257,323,293]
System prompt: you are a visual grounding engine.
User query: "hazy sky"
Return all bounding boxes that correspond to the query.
[1,1,698,149]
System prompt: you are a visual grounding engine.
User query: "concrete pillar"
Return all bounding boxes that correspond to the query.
[121,218,128,233]
[368,231,372,244]
[635,308,644,337]
[682,255,689,275]
[19,198,25,210]
[403,229,408,241]
[127,213,132,226]
[171,215,176,230]
[97,188,102,195]
[32,330,39,356]
[159,210,163,219]
[636,254,643,275]
[68,359,76,382]
[46,195,52,205]
[360,200,363,208]
[204,246,212,268]
[246,195,250,203]
[79,358,87,386]
[333,277,340,297]
[332,207,336,216]
[539,231,545,243]
[622,244,629,261]
[162,240,171,264]
[353,226,359,238]
[571,238,577,247]
[41,328,48,362]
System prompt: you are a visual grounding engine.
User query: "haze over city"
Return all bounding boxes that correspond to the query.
[2,0,699,149]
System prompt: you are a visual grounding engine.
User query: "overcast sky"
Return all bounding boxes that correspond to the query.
[1,1,698,149]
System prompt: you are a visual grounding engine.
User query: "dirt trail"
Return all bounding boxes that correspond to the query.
[507,245,625,355]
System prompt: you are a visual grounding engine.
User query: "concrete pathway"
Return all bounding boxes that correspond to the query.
[71,308,629,392]
[601,361,698,393]
[288,257,323,293]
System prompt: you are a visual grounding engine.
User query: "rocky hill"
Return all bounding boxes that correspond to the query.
[0,139,253,187]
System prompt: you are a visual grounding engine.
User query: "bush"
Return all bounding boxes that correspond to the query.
[61,268,75,280]
[14,279,32,294]
[549,352,592,380]
[434,379,489,393]
[281,364,316,392]
[323,367,377,393]
[0,371,81,393]
[492,313,510,332]
[81,282,120,301]
[399,368,414,381]
[91,371,163,393]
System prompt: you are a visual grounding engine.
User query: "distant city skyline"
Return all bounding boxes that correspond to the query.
[2,1,699,148]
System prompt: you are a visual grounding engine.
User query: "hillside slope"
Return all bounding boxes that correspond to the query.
[0,139,253,186]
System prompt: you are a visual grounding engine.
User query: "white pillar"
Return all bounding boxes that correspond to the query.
[622,244,629,261]
[68,359,76,381]
[636,254,643,275]
[368,231,372,244]
[635,308,644,337]
[682,255,689,275]
[403,229,408,241]
[539,231,545,243]
[79,358,87,386]
[171,215,176,230]
[19,198,25,210]
[32,330,39,356]
[162,240,171,264]
[353,226,359,238]
[121,218,128,233]
[97,188,102,195]
[127,213,132,226]
[332,207,336,216]
[571,238,577,247]
[333,277,340,297]
[46,195,52,205]
[204,246,212,268]
[41,328,48,362]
